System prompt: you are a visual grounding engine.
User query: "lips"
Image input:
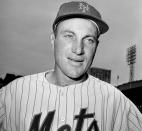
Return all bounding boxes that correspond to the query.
[68,57,84,66]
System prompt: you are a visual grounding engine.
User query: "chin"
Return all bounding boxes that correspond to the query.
[67,70,87,80]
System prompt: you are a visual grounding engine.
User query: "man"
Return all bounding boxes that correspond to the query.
[0,1,142,131]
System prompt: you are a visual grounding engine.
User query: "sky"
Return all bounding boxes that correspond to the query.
[0,0,142,86]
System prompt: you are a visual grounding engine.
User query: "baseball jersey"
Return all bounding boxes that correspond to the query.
[0,71,142,131]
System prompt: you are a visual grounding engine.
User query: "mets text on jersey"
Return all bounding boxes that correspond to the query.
[29,108,99,131]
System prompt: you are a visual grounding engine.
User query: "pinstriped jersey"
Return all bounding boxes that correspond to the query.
[0,71,142,131]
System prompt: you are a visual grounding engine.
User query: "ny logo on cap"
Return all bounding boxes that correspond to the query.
[79,2,89,13]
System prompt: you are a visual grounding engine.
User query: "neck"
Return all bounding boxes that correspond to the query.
[46,69,88,87]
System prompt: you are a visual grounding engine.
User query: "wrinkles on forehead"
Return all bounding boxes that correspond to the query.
[53,18,100,39]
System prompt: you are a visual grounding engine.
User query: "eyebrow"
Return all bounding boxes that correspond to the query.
[60,30,75,35]
[84,35,97,40]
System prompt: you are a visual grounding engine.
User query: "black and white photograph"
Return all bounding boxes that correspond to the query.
[0,0,142,130]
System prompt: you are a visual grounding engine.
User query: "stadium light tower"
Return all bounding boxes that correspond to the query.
[126,45,136,82]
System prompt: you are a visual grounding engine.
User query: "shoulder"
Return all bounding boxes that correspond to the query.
[89,75,120,94]
[1,71,47,95]
[89,75,128,102]
[91,76,140,110]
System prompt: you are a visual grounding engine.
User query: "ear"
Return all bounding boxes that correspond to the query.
[50,33,55,49]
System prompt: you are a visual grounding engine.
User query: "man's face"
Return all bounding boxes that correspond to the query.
[52,18,98,80]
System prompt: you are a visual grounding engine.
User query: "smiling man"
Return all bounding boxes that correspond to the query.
[0,1,142,131]
[48,18,99,86]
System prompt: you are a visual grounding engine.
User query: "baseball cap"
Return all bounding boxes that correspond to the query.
[53,1,109,34]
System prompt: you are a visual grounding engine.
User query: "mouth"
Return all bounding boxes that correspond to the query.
[68,57,84,66]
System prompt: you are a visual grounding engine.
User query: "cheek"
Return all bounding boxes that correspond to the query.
[55,38,72,53]
[54,40,64,55]
[54,46,63,62]
[54,41,70,61]
[85,46,97,60]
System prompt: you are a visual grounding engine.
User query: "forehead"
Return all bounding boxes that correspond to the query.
[56,18,98,35]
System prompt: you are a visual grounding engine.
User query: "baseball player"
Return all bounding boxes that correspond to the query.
[0,1,142,131]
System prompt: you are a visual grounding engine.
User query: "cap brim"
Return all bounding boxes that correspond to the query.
[53,14,109,34]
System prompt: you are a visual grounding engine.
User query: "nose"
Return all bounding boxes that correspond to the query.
[72,40,84,55]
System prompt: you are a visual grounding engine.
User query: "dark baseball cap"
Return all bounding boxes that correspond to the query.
[53,1,109,34]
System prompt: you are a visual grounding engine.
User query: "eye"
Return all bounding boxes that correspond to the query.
[84,37,95,44]
[88,38,95,43]
[63,33,76,41]
[63,32,74,38]
[64,34,73,38]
